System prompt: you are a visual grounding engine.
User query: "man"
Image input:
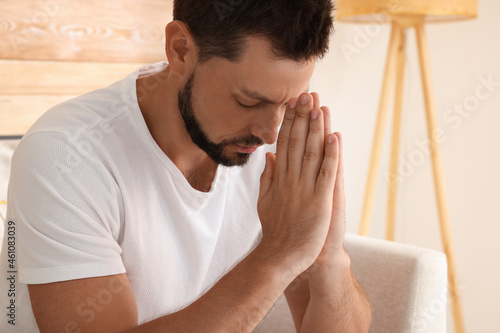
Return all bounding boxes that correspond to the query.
[2,0,371,332]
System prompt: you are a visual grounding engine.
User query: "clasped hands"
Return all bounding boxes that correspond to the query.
[257,92,346,276]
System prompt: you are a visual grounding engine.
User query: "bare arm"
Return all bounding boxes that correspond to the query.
[285,253,372,333]
[28,274,139,333]
[29,247,294,333]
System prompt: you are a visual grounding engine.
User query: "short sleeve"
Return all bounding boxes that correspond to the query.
[7,132,125,284]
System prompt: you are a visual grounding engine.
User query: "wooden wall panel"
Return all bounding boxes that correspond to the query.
[0,60,145,95]
[0,0,172,63]
[0,60,144,135]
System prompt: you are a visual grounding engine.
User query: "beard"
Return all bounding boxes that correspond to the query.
[177,73,264,167]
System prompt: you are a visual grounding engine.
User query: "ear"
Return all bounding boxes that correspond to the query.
[164,21,198,77]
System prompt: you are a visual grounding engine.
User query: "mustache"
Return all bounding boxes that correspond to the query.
[222,135,264,147]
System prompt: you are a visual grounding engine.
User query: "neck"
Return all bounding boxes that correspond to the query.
[137,65,218,192]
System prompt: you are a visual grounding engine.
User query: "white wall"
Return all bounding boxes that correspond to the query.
[310,0,500,332]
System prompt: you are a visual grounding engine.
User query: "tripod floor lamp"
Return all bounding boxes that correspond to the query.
[336,1,477,332]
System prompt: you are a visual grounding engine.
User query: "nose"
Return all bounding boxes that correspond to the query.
[249,107,284,145]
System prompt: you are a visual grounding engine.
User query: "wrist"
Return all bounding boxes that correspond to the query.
[306,249,353,299]
[308,248,351,274]
[250,242,310,288]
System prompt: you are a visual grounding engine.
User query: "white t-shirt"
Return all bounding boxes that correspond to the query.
[0,62,269,332]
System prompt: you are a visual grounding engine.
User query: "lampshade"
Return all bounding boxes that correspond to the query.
[337,0,478,24]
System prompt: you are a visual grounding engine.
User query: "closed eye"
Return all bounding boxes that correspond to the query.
[237,100,258,108]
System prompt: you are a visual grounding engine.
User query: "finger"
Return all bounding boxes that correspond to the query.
[275,98,298,174]
[315,134,339,197]
[334,132,344,180]
[311,92,321,110]
[259,152,277,201]
[301,108,325,184]
[321,106,332,138]
[332,132,346,210]
[310,92,329,135]
[330,133,346,246]
[287,93,314,178]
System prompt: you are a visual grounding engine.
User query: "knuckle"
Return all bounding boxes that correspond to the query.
[295,108,309,119]
[283,109,296,121]
[288,137,302,149]
[319,167,334,179]
[308,125,322,134]
[324,150,338,158]
[324,144,339,158]
[283,113,295,122]
[276,133,289,148]
[303,150,318,161]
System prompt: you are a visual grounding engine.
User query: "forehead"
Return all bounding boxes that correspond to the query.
[196,37,316,101]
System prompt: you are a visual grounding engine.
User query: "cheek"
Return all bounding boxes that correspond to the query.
[193,92,248,137]
[211,108,250,138]
[191,73,250,138]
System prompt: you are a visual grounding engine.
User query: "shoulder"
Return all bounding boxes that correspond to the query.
[25,67,142,141]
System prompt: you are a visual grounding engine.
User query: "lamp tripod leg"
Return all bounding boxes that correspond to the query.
[386,27,407,241]
[415,22,466,333]
[359,22,403,236]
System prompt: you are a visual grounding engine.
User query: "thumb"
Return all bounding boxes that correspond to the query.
[259,152,276,200]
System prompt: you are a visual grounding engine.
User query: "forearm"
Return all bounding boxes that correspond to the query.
[124,245,295,333]
[302,251,371,333]
[284,271,310,330]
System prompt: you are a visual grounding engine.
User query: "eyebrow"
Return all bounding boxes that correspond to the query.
[240,88,278,105]
[240,86,310,105]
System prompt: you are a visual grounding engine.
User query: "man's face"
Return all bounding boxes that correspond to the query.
[177,72,264,167]
[178,37,316,167]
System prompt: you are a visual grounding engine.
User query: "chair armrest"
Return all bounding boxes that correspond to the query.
[254,234,448,333]
[345,233,448,333]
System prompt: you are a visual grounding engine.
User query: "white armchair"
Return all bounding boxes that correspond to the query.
[254,234,448,333]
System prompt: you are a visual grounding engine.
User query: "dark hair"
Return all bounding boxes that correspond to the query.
[173,0,335,63]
